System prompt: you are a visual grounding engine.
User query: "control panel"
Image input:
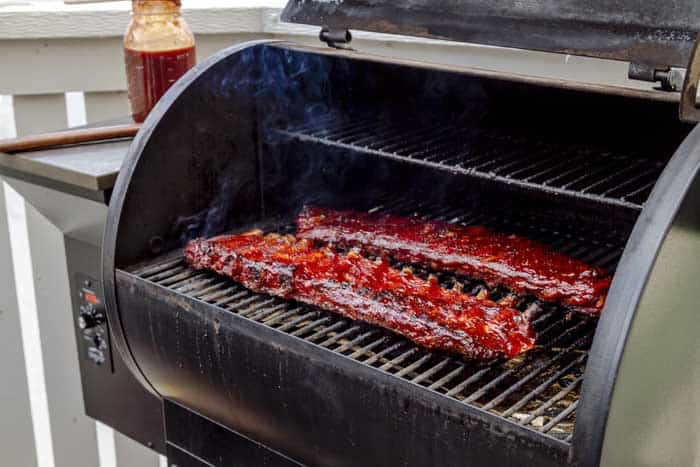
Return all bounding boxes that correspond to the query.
[76,274,112,371]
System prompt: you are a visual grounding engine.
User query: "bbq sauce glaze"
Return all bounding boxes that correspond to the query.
[297,206,611,316]
[184,231,535,360]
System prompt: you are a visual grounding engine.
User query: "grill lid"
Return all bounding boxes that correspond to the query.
[281,0,700,70]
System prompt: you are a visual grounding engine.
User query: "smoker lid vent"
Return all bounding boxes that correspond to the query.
[281,0,700,70]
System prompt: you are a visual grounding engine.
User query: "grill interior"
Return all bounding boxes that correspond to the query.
[128,196,625,443]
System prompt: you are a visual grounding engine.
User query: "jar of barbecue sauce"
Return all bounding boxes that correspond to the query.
[124,0,196,123]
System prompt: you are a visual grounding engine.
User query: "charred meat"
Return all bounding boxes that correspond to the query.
[185,231,535,359]
[296,206,611,316]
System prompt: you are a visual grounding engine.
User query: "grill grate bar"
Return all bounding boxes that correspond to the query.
[516,151,586,181]
[191,281,229,299]
[306,321,347,342]
[363,341,407,366]
[349,336,390,359]
[199,285,241,302]
[520,375,583,426]
[310,118,379,140]
[212,290,249,307]
[480,334,591,411]
[261,307,303,327]
[277,311,319,332]
[366,124,440,151]
[621,179,657,202]
[379,347,420,371]
[333,122,394,144]
[381,124,460,156]
[248,303,288,322]
[319,325,363,348]
[427,364,465,391]
[290,316,332,337]
[542,400,578,433]
[579,160,648,194]
[445,366,493,397]
[146,265,188,283]
[175,277,219,294]
[335,330,378,353]
[159,270,204,288]
[394,353,433,378]
[559,161,620,191]
[136,257,183,278]
[222,294,260,311]
[238,298,278,317]
[411,357,453,384]
[460,330,590,405]
[601,167,660,197]
[501,353,587,418]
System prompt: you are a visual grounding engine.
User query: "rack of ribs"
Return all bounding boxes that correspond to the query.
[184,231,535,360]
[296,206,611,316]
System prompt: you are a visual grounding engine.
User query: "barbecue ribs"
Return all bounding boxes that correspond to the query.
[297,206,611,316]
[185,231,535,359]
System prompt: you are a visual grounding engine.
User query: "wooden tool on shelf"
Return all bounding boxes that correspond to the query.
[0,123,141,154]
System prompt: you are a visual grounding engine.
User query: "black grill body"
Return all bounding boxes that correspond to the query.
[103,41,700,466]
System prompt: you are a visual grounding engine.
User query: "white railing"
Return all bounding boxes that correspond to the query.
[0,2,652,467]
[0,0,652,136]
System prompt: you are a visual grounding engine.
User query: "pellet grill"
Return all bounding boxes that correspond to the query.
[102,2,700,466]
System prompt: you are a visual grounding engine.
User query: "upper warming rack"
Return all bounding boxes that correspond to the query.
[274,115,666,211]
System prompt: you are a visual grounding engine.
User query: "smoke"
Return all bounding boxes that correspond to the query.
[173,42,495,243]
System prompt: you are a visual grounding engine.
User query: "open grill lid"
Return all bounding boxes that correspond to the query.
[282,0,700,121]
[281,0,700,70]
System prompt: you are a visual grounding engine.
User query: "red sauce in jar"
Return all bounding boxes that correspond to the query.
[124,46,195,122]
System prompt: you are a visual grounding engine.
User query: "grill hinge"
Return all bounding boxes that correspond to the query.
[679,38,700,122]
[629,36,700,122]
[628,62,686,92]
[319,27,353,50]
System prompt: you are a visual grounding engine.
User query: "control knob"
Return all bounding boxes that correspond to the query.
[78,305,106,330]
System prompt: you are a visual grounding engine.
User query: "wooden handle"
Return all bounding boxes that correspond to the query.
[0,123,141,154]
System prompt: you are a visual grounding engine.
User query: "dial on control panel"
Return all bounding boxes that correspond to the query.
[78,304,106,330]
[76,275,112,371]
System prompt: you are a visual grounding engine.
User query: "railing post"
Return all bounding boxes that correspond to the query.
[12,94,68,136]
[0,180,39,467]
[84,91,130,124]
[22,200,102,467]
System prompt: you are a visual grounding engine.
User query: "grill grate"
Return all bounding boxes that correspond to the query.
[274,116,666,211]
[129,200,625,443]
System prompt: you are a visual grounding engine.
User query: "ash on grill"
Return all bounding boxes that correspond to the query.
[129,197,622,442]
